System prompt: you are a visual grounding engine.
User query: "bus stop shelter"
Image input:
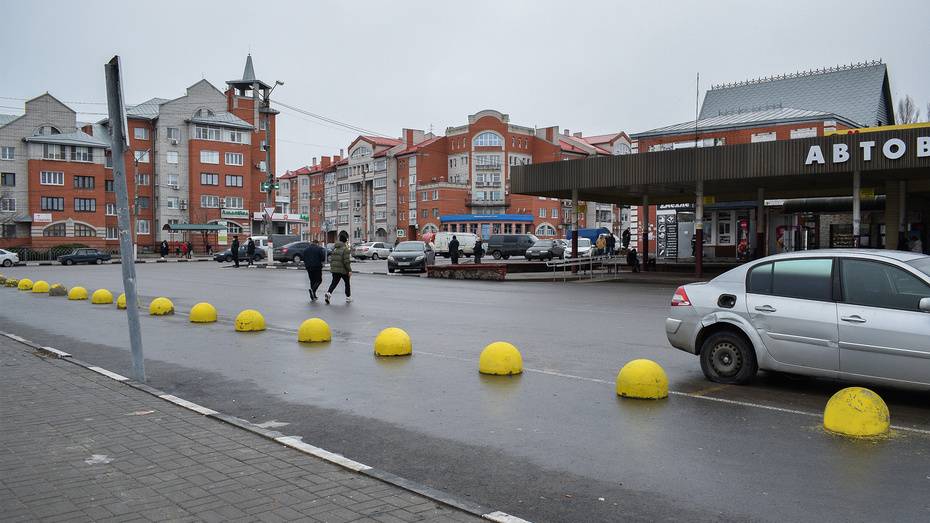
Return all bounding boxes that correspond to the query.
[512,127,930,276]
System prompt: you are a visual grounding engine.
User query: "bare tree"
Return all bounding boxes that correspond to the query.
[897,95,920,124]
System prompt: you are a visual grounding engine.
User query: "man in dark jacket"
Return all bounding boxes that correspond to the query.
[448,235,460,265]
[231,236,240,267]
[622,228,631,250]
[186,240,193,259]
[606,234,616,258]
[473,237,484,264]
[325,231,352,304]
[303,240,327,301]
[160,240,168,259]
[246,237,256,266]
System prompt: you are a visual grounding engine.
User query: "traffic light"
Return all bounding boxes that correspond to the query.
[260,181,280,193]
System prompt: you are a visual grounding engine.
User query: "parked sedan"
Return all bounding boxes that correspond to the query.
[666,249,930,389]
[525,240,565,261]
[387,241,435,273]
[352,241,392,260]
[213,246,267,263]
[58,248,111,265]
[564,238,593,258]
[0,248,19,267]
[274,241,310,263]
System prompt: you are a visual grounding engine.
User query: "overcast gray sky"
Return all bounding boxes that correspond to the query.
[4,0,929,173]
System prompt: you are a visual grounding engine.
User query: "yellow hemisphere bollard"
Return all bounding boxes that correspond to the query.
[49,283,67,296]
[616,359,668,399]
[478,341,523,375]
[68,286,88,300]
[823,387,890,438]
[91,288,114,304]
[149,297,174,315]
[31,280,50,293]
[298,318,331,343]
[116,293,126,309]
[17,278,33,291]
[190,302,218,323]
[374,327,411,356]
[235,309,265,332]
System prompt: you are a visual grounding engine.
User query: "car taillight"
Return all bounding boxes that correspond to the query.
[282,248,288,253]
[671,286,692,306]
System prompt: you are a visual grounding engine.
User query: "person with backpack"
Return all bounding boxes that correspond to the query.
[325,231,352,304]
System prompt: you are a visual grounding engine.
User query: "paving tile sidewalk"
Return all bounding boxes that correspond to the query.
[0,339,482,522]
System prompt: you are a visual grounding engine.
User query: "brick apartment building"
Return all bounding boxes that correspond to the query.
[627,61,894,261]
[284,109,631,244]
[0,55,278,254]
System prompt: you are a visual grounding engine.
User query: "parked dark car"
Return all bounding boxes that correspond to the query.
[58,248,111,265]
[525,240,565,261]
[273,241,311,263]
[485,234,539,260]
[213,246,267,263]
[387,241,436,273]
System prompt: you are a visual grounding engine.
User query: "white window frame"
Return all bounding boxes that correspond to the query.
[135,174,150,186]
[227,130,244,143]
[225,196,244,209]
[40,171,64,185]
[72,147,91,162]
[133,127,149,140]
[200,150,219,164]
[133,150,150,163]
[105,226,118,240]
[166,127,180,141]
[166,197,179,210]
[750,131,777,143]
[225,174,243,187]
[0,146,14,160]
[166,151,179,164]
[0,198,15,212]
[136,219,151,235]
[200,173,219,186]
[166,173,179,188]
[225,152,244,166]
[106,203,116,216]
[200,195,220,208]
[790,127,818,139]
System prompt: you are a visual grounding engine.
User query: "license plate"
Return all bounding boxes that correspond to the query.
[399,262,410,266]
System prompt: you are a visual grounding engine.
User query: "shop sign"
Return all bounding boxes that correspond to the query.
[220,208,249,219]
[805,136,930,165]
[33,213,52,223]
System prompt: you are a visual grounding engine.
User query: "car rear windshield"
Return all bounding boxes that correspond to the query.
[395,242,424,252]
[906,256,930,277]
[578,238,591,247]
[533,240,553,247]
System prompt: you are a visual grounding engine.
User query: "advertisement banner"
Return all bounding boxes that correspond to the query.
[217,220,228,246]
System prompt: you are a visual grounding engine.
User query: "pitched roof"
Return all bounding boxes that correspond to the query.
[559,136,591,155]
[189,111,253,129]
[632,107,851,138]
[24,129,110,148]
[360,135,402,147]
[126,98,168,119]
[580,133,622,145]
[394,136,443,156]
[0,114,19,127]
[700,61,893,127]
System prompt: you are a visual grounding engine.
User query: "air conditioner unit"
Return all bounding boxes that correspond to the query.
[171,139,179,146]
[179,200,187,210]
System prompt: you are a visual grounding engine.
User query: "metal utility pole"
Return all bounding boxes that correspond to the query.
[261,80,284,240]
[105,56,145,382]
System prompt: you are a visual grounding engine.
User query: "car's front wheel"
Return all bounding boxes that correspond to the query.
[371,253,379,260]
[293,255,302,264]
[64,259,73,266]
[95,258,102,265]
[2,259,11,267]
[700,331,758,384]
[492,251,502,260]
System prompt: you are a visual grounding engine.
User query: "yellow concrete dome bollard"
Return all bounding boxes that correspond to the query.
[91,288,114,304]
[190,302,218,323]
[374,327,411,356]
[68,286,88,300]
[17,278,34,291]
[616,359,669,399]
[116,293,126,309]
[823,387,890,438]
[31,280,50,293]
[6,278,19,287]
[49,283,67,296]
[298,318,331,343]
[478,341,523,375]
[235,309,265,332]
[149,297,174,316]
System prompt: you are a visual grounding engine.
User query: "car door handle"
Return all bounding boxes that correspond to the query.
[754,305,776,313]
[840,315,867,324]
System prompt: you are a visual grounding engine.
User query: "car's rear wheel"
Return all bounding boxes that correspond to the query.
[371,253,379,260]
[700,331,758,384]
[293,254,302,264]
[388,267,395,273]
[492,251,502,260]
[2,259,11,267]
[64,259,73,266]
[225,255,232,262]
[95,258,102,265]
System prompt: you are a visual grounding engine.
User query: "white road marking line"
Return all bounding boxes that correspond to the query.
[158,394,218,415]
[88,366,128,381]
[275,435,372,472]
[483,511,533,523]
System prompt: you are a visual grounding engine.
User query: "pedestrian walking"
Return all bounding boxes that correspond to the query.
[180,242,188,258]
[622,228,631,250]
[626,248,641,273]
[231,235,240,268]
[160,240,168,259]
[186,241,193,259]
[206,243,213,256]
[246,237,256,266]
[606,233,616,257]
[324,231,352,304]
[303,240,327,301]
[449,235,460,264]
[473,237,484,264]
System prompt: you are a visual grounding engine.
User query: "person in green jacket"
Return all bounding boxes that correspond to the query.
[325,230,352,304]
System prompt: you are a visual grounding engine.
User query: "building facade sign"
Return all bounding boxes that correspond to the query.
[33,213,52,223]
[221,209,250,219]
[805,136,930,165]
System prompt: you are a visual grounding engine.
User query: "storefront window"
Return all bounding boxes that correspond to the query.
[716,211,733,245]
[504,223,513,234]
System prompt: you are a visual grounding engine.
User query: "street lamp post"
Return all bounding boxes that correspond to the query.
[261,80,284,240]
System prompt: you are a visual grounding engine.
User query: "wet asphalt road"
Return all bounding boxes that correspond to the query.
[2,262,930,523]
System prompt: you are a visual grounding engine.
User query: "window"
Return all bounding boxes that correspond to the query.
[432,208,439,217]
[106,227,118,240]
[422,209,428,218]
[1,173,14,186]
[551,208,559,219]
[225,175,243,187]
[338,183,349,193]
[770,258,833,301]
[409,156,416,167]
[227,222,242,234]
[841,259,930,311]
[74,224,97,237]
[72,147,91,162]
[409,210,416,219]
[136,196,149,209]
[73,176,95,189]
[195,126,222,141]
[200,150,219,164]
[43,223,66,237]
[166,197,179,210]
[136,219,150,235]
[133,127,149,140]
[536,224,556,237]
[106,203,116,215]
[40,171,64,185]
[133,150,150,163]
[0,146,13,160]
[200,173,219,185]
[105,180,114,192]
[373,177,386,189]
[105,153,112,168]
[374,194,386,205]
[750,132,776,143]
[195,108,215,118]
[473,132,503,147]
[225,152,244,166]
[0,198,15,212]
[166,127,180,141]
[539,208,546,218]
[228,130,244,143]
[747,263,773,294]
[224,196,243,209]
[166,174,179,188]
[135,174,150,186]
[166,151,179,164]
[200,195,220,208]
[74,198,96,212]
[790,128,818,139]
[43,144,64,160]
[432,190,439,200]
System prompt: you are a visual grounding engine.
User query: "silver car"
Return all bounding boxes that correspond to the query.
[352,241,392,260]
[666,249,930,389]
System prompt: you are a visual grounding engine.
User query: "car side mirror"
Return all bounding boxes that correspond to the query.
[920,297,930,313]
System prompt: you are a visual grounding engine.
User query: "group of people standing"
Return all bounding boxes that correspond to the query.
[160,240,206,260]
[445,235,484,265]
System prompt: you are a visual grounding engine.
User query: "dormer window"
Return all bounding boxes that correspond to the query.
[33,125,61,136]
[194,108,215,118]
